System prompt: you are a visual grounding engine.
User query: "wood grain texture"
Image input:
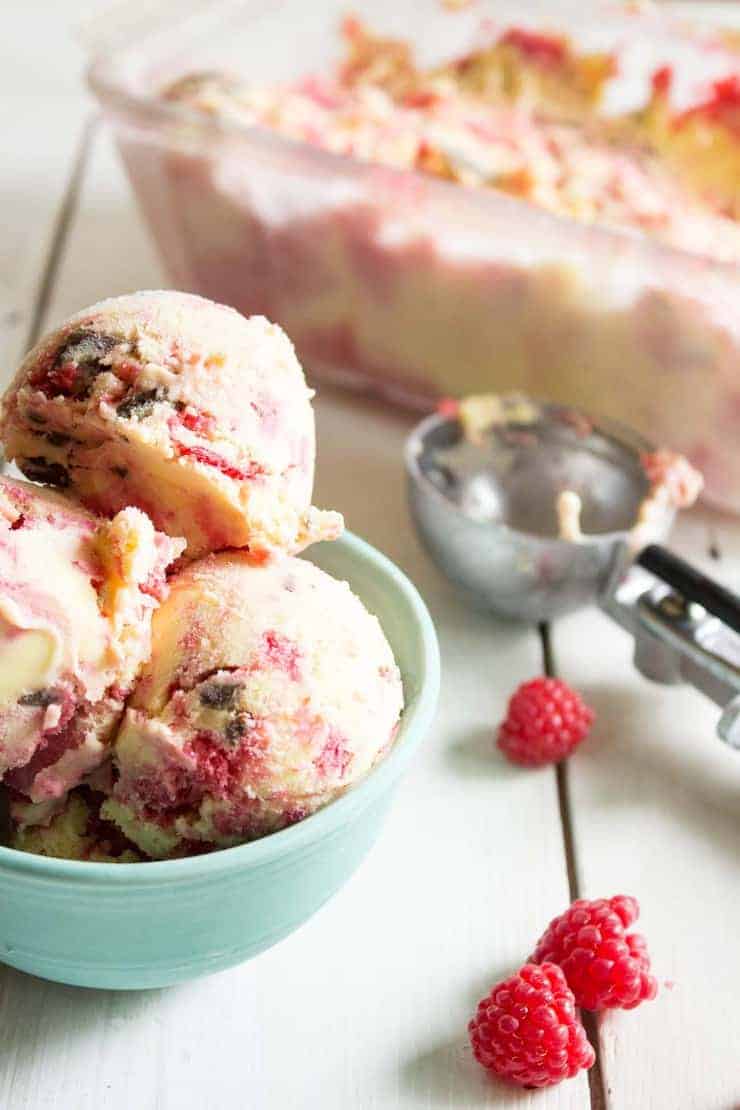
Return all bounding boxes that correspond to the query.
[556,508,740,1110]
[0,2,90,384]
[2,2,740,1108]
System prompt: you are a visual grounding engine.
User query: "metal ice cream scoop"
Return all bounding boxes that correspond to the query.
[405,397,740,748]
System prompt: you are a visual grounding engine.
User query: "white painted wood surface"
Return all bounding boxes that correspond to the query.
[0,4,738,1109]
[0,3,89,376]
[559,511,740,1110]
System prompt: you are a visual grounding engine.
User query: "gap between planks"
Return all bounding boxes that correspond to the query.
[539,620,607,1110]
[0,116,95,827]
[539,512,725,1110]
[21,116,98,355]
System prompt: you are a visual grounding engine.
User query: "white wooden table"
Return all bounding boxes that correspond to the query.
[1,4,739,1108]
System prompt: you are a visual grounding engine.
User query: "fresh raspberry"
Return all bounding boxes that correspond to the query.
[531,896,658,1011]
[497,677,594,766]
[468,962,594,1089]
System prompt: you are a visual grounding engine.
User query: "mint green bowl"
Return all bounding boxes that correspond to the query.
[0,533,439,990]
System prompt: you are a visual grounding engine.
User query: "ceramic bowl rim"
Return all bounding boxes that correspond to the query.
[0,531,440,886]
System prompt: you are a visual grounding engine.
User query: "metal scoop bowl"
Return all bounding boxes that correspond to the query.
[405,396,740,747]
[405,398,672,622]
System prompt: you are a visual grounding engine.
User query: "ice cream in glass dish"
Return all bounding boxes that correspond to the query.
[104,11,738,512]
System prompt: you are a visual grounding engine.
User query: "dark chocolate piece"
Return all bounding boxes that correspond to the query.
[199,682,239,710]
[116,388,165,421]
[54,330,119,399]
[20,457,70,488]
[225,713,251,742]
[19,688,62,708]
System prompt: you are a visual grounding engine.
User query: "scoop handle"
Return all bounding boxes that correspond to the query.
[602,542,740,748]
[637,545,740,635]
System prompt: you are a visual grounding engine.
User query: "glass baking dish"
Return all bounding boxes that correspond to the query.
[87,0,740,512]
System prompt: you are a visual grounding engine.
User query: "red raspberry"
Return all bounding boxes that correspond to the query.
[497,677,594,766]
[531,895,658,1011]
[468,962,595,1089]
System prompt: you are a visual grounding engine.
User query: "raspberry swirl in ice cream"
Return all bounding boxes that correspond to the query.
[0,291,342,561]
[162,24,740,263]
[101,553,404,858]
[0,477,184,803]
[10,789,142,863]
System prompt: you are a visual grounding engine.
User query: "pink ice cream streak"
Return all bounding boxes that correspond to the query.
[163,69,740,262]
[313,729,354,779]
[0,291,343,561]
[101,552,404,857]
[0,476,184,803]
[259,630,303,681]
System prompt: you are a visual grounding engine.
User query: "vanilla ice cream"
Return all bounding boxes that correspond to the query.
[10,789,141,863]
[102,552,404,857]
[0,477,184,802]
[0,291,342,560]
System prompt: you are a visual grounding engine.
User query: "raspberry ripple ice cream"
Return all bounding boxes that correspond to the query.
[0,291,342,561]
[0,476,184,805]
[11,789,141,863]
[101,552,404,858]
[124,19,740,511]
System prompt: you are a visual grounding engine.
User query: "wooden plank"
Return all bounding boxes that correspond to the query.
[32,129,166,331]
[0,127,587,1110]
[0,0,90,383]
[8,3,738,1104]
[556,506,740,1110]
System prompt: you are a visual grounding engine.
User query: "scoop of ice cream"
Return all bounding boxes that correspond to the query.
[0,291,342,560]
[102,552,404,858]
[0,477,184,802]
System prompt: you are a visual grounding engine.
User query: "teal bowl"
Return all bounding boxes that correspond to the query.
[0,533,439,990]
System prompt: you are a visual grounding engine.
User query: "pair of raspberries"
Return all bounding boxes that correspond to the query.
[469,895,657,1089]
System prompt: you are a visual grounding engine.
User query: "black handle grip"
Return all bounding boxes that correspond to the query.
[637,545,740,635]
